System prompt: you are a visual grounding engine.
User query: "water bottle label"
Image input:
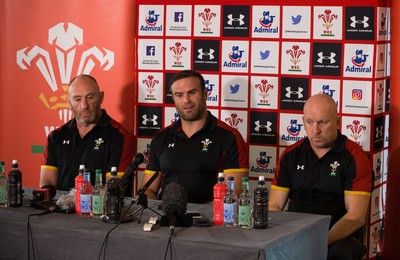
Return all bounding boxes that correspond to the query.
[238,205,251,225]
[80,194,91,213]
[92,195,104,214]
[223,203,236,223]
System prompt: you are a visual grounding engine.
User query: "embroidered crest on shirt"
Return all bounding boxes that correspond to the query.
[201,138,212,152]
[329,161,340,176]
[94,138,104,150]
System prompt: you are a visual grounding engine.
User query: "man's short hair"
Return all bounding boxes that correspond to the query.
[169,70,205,91]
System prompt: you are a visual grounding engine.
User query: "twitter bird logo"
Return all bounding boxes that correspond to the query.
[260,50,270,60]
[291,15,302,25]
[230,84,240,94]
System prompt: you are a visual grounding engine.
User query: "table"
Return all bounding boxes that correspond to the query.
[0,190,330,260]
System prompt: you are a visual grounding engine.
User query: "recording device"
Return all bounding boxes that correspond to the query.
[29,186,75,214]
[161,182,192,234]
[102,153,144,224]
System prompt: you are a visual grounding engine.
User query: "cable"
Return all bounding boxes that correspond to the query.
[98,198,134,260]
[27,209,53,260]
[163,231,174,260]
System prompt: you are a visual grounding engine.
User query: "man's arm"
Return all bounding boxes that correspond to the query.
[224,171,248,197]
[141,171,162,199]
[39,165,58,189]
[268,187,290,211]
[327,194,370,245]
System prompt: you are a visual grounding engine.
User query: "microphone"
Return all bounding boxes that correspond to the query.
[132,171,160,203]
[162,182,188,234]
[109,153,144,193]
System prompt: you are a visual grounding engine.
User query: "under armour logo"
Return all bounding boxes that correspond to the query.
[350,16,369,28]
[376,126,383,138]
[254,120,272,132]
[317,52,336,64]
[168,143,175,148]
[297,165,304,170]
[63,140,70,144]
[285,87,304,98]
[227,14,245,25]
[198,48,215,60]
[142,114,158,126]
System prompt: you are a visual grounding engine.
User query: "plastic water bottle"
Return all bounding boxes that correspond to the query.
[103,167,121,222]
[80,169,93,217]
[75,164,85,215]
[213,172,227,225]
[92,169,104,218]
[253,176,269,229]
[0,161,8,207]
[223,176,238,227]
[239,177,252,228]
[8,160,23,207]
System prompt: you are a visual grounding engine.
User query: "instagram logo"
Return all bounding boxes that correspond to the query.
[352,89,363,100]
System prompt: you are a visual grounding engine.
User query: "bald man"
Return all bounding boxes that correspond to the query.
[269,94,372,260]
[40,74,134,195]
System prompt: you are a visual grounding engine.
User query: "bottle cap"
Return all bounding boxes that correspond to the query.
[111,166,117,176]
[228,176,234,181]
[218,172,224,178]
[12,159,18,168]
[0,161,4,166]
[242,177,249,182]
[95,169,102,174]
[79,165,85,170]
[258,176,265,181]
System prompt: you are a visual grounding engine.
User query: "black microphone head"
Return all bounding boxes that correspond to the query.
[133,153,144,166]
[162,182,188,218]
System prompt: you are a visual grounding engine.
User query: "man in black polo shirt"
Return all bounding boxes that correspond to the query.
[269,94,372,260]
[39,74,134,195]
[142,70,249,203]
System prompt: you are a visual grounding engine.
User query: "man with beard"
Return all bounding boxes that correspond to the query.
[141,70,249,203]
[39,74,134,195]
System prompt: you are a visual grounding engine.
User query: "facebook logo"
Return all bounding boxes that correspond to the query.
[146,46,155,56]
[174,12,184,22]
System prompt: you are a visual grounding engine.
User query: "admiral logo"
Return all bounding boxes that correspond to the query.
[375,157,382,180]
[255,79,274,106]
[320,85,335,97]
[281,119,306,142]
[346,120,366,142]
[205,80,218,102]
[223,46,247,68]
[142,75,159,101]
[286,45,305,72]
[317,9,338,37]
[199,8,217,34]
[379,12,387,35]
[171,112,180,124]
[345,49,371,73]
[169,42,187,68]
[16,22,114,138]
[251,151,275,174]
[141,10,163,32]
[225,113,243,129]
[254,11,278,34]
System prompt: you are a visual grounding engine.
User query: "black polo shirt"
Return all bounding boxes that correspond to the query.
[42,109,134,191]
[272,133,372,227]
[145,111,249,203]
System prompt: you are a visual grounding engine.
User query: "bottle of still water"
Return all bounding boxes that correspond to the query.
[238,177,252,229]
[8,160,23,207]
[92,169,104,218]
[75,164,85,215]
[103,167,121,222]
[223,176,238,227]
[80,169,93,217]
[0,161,8,207]
[253,176,269,229]
[213,172,227,225]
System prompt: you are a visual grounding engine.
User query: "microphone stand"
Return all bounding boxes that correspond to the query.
[128,192,161,224]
